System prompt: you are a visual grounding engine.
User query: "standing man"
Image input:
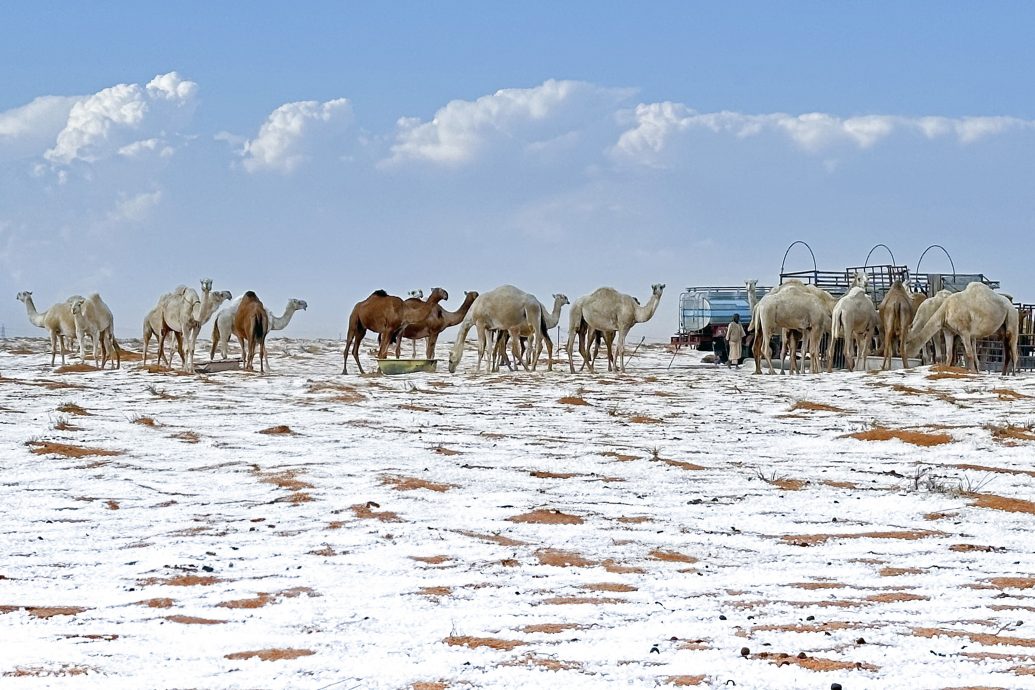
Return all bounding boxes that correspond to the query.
[725,313,745,368]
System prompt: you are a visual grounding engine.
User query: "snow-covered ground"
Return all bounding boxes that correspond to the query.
[2,337,1035,689]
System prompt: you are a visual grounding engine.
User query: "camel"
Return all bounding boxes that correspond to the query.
[402,289,425,356]
[447,285,545,374]
[16,292,83,365]
[567,284,665,374]
[750,280,830,375]
[909,290,954,364]
[342,288,448,374]
[564,297,613,373]
[906,282,1019,375]
[391,290,479,360]
[828,287,879,372]
[233,291,271,372]
[211,298,308,360]
[395,288,449,358]
[143,285,189,367]
[69,294,120,369]
[878,281,915,370]
[492,293,569,371]
[155,279,232,371]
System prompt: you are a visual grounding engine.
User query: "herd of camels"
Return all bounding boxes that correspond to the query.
[747,270,1020,376]
[13,270,1021,377]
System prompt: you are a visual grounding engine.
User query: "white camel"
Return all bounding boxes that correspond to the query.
[828,287,879,372]
[909,289,954,365]
[906,282,1019,375]
[210,297,308,360]
[151,279,232,371]
[879,281,915,370]
[492,293,569,371]
[448,285,544,374]
[567,284,665,374]
[69,294,120,369]
[16,292,86,366]
[750,280,830,375]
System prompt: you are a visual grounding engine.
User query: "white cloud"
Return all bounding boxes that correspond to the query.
[240,98,353,173]
[118,138,175,159]
[386,79,633,166]
[45,72,197,165]
[612,104,1035,165]
[0,95,80,160]
[108,190,162,223]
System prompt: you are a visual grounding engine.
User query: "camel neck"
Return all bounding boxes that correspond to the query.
[22,297,47,328]
[635,294,661,323]
[271,304,298,331]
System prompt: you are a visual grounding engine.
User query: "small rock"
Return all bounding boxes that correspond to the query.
[806,615,815,621]
[201,565,215,573]
[856,637,865,644]
[740,647,750,657]
[719,614,727,620]
[650,644,660,654]
[797,652,807,659]
[831,684,843,690]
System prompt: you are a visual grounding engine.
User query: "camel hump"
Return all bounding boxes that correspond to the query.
[372,289,389,298]
[244,290,258,300]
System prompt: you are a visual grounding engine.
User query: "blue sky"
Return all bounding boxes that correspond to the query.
[2,2,1033,340]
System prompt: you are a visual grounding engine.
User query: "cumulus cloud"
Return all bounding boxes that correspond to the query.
[108,190,163,223]
[612,104,1035,165]
[240,98,353,173]
[44,72,198,165]
[0,95,80,160]
[386,79,633,166]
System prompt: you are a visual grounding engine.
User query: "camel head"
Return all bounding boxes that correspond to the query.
[289,298,308,311]
[15,291,32,303]
[448,350,460,373]
[462,290,479,305]
[851,270,869,289]
[213,290,233,305]
[200,278,213,294]
[428,287,449,303]
[651,283,666,296]
[553,293,570,307]
[745,279,758,291]
[69,297,86,316]
[407,289,424,299]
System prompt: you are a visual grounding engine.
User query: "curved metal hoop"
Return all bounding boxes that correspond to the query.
[915,244,956,278]
[863,243,897,268]
[780,240,817,276]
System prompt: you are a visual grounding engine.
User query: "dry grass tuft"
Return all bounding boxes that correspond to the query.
[616,516,651,524]
[584,582,637,593]
[602,559,646,574]
[137,598,174,608]
[968,493,1035,514]
[542,596,625,605]
[663,459,707,471]
[132,416,159,427]
[306,380,366,402]
[558,396,590,406]
[913,627,1035,649]
[847,425,952,446]
[783,529,943,546]
[661,677,706,687]
[993,388,1030,400]
[170,431,200,444]
[986,423,1035,444]
[790,400,845,413]
[382,475,453,492]
[768,655,878,672]
[601,450,638,462]
[105,500,119,510]
[866,591,928,603]
[457,530,526,546]
[412,682,448,690]
[530,470,578,479]
[54,363,98,374]
[258,425,295,435]
[53,417,81,431]
[950,543,1006,553]
[138,574,221,587]
[521,623,581,634]
[3,665,95,677]
[410,555,451,565]
[536,549,595,568]
[57,402,90,416]
[880,567,924,577]
[444,635,523,651]
[218,593,273,609]
[650,549,697,564]
[351,502,401,522]
[771,478,807,491]
[508,509,583,525]
[27,441,121,458]
[165,615,227,625]
[418,586,451,598]
[985,577,1035,590]
[629,415,662,424]
[224,648,315,661]
[433,446,461,456]
[252,467,314,492]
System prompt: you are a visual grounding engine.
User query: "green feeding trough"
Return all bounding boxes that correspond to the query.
[376,358,438,375]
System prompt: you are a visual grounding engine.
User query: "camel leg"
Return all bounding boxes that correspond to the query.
[426,335,438,361]
[565,327,578,373]
[579,327,594,374]
[259,337,267,374]
[511,330,527,371]
[352,325,367,374]
[157,326,169,368]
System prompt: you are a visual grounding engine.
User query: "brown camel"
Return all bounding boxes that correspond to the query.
[342,288,448,374]
[233,291,271,372]
[879,280,915,370]
[393,290,479,359]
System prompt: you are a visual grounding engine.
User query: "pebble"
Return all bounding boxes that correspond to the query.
[740,647,750,657]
